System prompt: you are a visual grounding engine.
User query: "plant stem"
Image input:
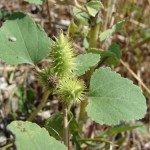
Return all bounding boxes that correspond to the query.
[78,14,101,133]
[63,105,69,149]
[78,98,88,132]
[28,90,51,121]
[89,22,101,48]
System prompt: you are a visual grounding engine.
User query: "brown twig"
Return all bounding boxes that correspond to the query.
[46,0,51,27]
[109,0,117,27]
[103,0,111,31]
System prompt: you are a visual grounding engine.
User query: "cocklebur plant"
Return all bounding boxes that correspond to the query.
[50,33,76,78]
[39,32,86,147]
[38,34,85,106]
[57,77,86,107]
[0,0,147,150]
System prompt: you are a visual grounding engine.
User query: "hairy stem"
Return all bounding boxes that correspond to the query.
[28,90,51,121]
[78,98,88,132]
[63,106,69,149]
[89,22,101,48]
[78,20,101,132]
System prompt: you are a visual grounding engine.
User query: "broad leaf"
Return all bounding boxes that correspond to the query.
[99,29,113,42]
[75,53,100,76]
[86,1,104,17]
[99,20,125,42]
[100,43,121,66]
[0,12,50,65]
[86,68,147,125]
[111,20,125,33]
[73,8,89,26]
[108,43,121,59]
[88,44,121,66]
[8,121,67,150]
[100,51,119,66]
[24,0,45,5]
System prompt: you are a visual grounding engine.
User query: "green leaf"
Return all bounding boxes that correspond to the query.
[105,124,144,134]
[99,20,125,42]
[73,8,89,26]
[99,43,121,66]
[83,38,89,49]
[24,0,45,5]
[8,121,67,150]
[100,51,119,66]
[99,29,113,42]
[111,20,125,33]
[86,68,147,125]
[45,113,64,140]
[108,43,121,59]
[45,112,80,140]
[27,89,35,102]
[75,53,100,76]
[68,20,78,34]
[0,12,50,65]
[88,46,121,66]
[68,113,80,134]
[86,1,104,17]
[0,10,10,20]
